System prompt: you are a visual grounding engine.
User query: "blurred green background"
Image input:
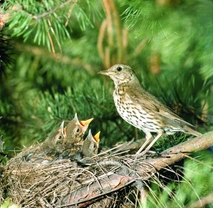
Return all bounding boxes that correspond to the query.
[0,0,212,153]
[0,0,213,207]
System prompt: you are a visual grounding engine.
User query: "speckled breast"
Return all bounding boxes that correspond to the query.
[113,88,161,133]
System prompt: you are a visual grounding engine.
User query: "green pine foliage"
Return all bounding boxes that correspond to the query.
[2,0,102,51]
[143,151,213,208]
[0,0,212,152]
[0,0,212,150]
[0,0,213,206]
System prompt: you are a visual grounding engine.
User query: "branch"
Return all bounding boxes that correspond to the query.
[32,0,76,20]
[189,192,213,208]
[3,131,213,207]
[14,43,95,74]
[147,131,213,171]
[58,131,213,206]
[9,1,76,20]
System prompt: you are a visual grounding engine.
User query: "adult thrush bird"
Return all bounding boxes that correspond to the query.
[99,64,201,155]
[82,129,100,157]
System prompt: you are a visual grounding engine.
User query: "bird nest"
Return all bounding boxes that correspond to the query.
[1,146,155,207]
[0,131,212,207]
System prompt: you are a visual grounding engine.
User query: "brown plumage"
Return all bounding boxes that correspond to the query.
[99,64,201,155]
[82,129,100,157]
[65,113,94,145]
[12,114,93,163]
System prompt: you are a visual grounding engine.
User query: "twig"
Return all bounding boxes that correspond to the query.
[3,131,213,207]
[189,192,213,208]
[97,20,107,65]
[146,131,213,171]
[61,131,213,206]
[47,18,62,52]
[108,0,123,63]
[28,0,76,20]
[65,0,78,26]
[14,43,95,74]
[132,38,149,58]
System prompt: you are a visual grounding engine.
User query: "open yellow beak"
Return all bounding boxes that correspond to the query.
[80,118,94,127]
[93,131,100,143]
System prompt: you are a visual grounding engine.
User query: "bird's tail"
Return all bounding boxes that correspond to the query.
[183,125,202,137]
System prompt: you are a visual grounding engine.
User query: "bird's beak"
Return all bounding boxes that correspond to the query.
[59,121,66,136]
[93,131,100,143]
[73,113,78,121]
[79,118,94,127]
[60,121,65,129]
[98,70,115,76]
[87,129,92,137]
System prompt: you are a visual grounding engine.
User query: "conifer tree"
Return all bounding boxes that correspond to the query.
[0,0,213,207]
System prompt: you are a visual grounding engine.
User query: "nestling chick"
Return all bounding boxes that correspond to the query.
[82,129,100,157]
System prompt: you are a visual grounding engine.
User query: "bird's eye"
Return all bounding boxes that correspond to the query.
[58,135,62,140]
[116,66,122,72]
[76,127,80,133]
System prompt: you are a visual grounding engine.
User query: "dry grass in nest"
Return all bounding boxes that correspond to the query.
[0,131,213,207]
[2,150,155,207]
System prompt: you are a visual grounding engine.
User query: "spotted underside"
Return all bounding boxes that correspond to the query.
[113,85,186,136]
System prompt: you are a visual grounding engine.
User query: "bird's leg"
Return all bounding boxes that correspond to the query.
[136,132,152,155]
[137,130,163,156]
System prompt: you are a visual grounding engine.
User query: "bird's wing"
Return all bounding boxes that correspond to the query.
[125,86,194,127]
